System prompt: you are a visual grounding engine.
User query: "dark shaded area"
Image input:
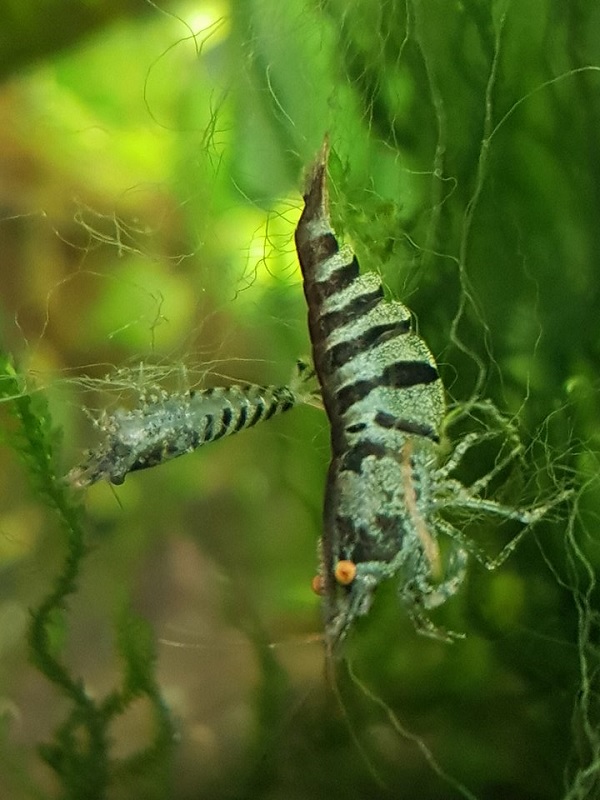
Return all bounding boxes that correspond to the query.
[0,0,181,80]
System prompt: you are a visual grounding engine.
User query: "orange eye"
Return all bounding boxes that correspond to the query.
[334,560,357,585]
[311,575,325,595]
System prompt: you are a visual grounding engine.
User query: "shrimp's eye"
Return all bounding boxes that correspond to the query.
[334,560,357,586]
[311,575,325,596]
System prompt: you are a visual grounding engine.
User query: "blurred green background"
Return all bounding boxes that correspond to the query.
[1,1,600,798]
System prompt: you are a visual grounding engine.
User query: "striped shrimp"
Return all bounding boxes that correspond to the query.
[295,139,557,654]
[67,366,312,488]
